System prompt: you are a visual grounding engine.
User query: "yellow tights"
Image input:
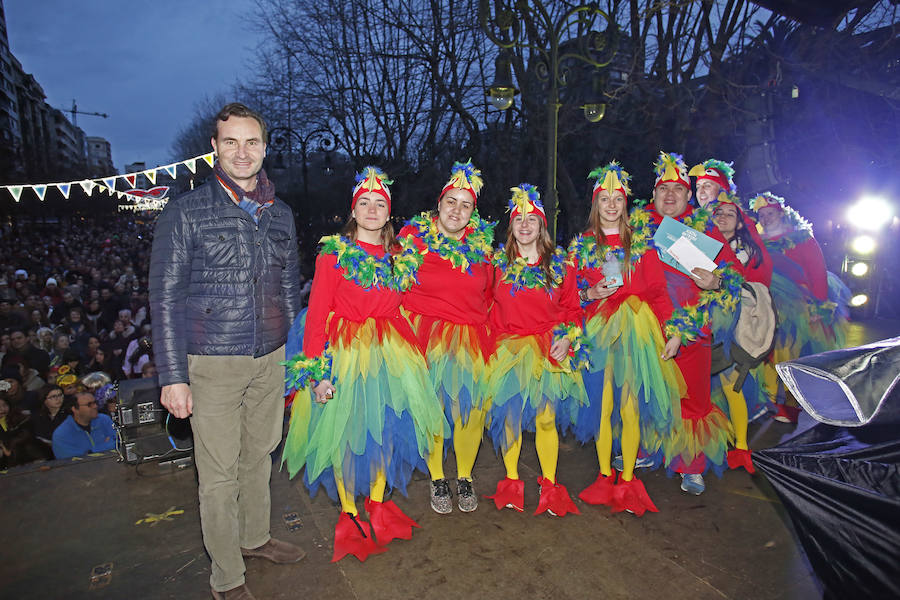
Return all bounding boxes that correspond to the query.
[425,407,485,481]
[594,376,641,482]
[501,404,558,482]
[721,370,748,450]
[335,470,386,516]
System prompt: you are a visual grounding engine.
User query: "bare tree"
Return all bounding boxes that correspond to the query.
[169,93,234,162]
[236,0,897,239]
[246,0,499,215]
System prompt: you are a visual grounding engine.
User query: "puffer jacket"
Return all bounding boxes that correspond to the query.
[149,180,301,387]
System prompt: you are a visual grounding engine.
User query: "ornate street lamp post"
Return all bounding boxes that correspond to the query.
[268,127,337,199]
[480,0,614,240]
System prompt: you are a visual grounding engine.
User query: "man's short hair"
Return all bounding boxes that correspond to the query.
[71,391,95,413]
[211,103,268,144]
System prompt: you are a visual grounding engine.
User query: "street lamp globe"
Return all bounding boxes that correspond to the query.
[486,50,518,111]
[582,102,606,123]
[488,86,517,110]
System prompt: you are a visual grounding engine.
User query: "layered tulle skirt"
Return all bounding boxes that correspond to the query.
[573,298,684,459]
[769,271,849,360]
[484,330,588,453]
[282,313,447,501]
[405,312,492,429]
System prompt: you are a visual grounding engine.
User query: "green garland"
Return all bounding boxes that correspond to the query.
[282,345,334,390]
[392,236,424,291]
[763,229,812,253]
[664,265,745,343]
[629,205,714,236]
[567,215,653,271]
[552,321,592,371]
[318,234,423,292]
[492,246,569,291]
[404,211,495,272]
[683,206,714,233]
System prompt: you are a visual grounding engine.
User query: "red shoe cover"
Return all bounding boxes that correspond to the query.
[485,477,525,511]
[611,477,658,516]
[534,477,581,517]
[365,498,420,545]
[578,471,617,506]
[727,448,755,474]
[332,512,387,562]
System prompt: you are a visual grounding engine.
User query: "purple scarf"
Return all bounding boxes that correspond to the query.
[214,162,276,206]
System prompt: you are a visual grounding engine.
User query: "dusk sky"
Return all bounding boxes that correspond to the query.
[5,0,263,174]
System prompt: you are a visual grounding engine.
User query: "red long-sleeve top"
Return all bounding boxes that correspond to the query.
[398,224,493,325]
[303,240,414,358]
[770,234,828,301]
[489,253,582,337]
[575,232,675,331]
[739,212,773,286]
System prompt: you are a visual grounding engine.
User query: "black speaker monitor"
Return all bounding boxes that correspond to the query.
[116,376,192,464]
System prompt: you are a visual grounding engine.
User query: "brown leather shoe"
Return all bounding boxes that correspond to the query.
[211,583,256,599]
[241,538,306,564]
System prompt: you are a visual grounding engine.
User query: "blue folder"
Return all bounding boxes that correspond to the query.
[652,216,723,277]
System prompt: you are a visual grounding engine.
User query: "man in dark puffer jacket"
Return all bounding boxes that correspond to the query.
[150,103,304,600]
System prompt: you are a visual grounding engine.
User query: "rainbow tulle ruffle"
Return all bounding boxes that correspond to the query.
[484,331,588,453]
[406,312,492,428]
[282,315,447,501]
[806,272,849,354]
[574,297,684,459]
[662,407,733,476]
[769,272,811,360]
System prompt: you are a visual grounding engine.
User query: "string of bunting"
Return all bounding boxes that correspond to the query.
[0,151,217,204]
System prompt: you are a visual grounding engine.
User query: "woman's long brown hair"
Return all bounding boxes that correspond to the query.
[505,217,560,289]
[586,195,632,281]
[341,217,397,254]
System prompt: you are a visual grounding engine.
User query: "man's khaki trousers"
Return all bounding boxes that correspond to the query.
[188,346,285,592]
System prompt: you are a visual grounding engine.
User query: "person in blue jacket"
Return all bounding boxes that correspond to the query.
[51,391,116,459]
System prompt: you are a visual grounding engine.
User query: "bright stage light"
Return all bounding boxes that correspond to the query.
[850,294,869,307]
[851,235,876,255]
[846,196,893,231]
[850,262,869,277]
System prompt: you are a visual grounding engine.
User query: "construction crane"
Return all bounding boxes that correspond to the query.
[60,99,108,126]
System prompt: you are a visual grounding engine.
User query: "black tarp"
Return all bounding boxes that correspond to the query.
[755,337,900,598]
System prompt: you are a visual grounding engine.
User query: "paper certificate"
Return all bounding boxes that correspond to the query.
[667,236,718,277]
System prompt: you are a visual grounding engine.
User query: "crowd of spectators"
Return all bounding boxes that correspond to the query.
[0,216,158,467]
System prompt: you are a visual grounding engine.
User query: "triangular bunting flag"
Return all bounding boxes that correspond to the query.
[58,183,71,199]
[163,164,178,179]
[8,186,23,202]
[103,177,117,191]
[184,158,197,173]
[202,153,215,168]
[144,169,157,184]
[125,174,137,188]
[34,185,47,201]
[79,180,96,195]
[116,191,125,199]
